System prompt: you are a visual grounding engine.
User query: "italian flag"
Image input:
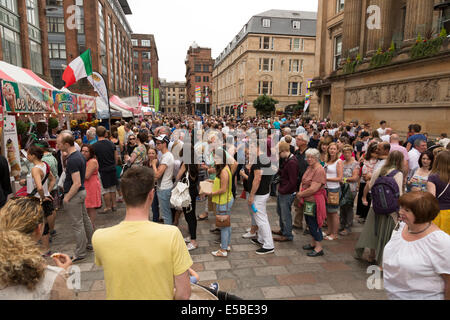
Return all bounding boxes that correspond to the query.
[62,49,93,88]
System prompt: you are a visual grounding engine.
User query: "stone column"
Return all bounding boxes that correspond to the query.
[38,0,51,79]
[366,0,395,53]
[342,0,363,55]
[404,0,435,41]
[17,0,31,69]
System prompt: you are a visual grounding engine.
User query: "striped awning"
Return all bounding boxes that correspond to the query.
[110,95,141,115]
[0,61,57,90]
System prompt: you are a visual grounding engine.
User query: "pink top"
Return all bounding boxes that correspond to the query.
[390,143,409,162]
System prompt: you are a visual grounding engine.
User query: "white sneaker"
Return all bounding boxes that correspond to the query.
[242,232,257,239]
[187,242,198,251]
[246,228,251,232]
[184,237,191,243]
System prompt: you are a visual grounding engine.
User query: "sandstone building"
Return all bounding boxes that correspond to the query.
[160,80,186,115]
[311,0,450,135]
[212,9,317,117]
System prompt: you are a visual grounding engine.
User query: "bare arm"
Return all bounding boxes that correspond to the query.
[152,163,167,180]
[347,164,360,183]
[176,163,186,181]
[211,169,229,196]
[406,142,412,152]
[85,160,97,180]
[31,167,45,199]
[250,169,262,198]
[174,270,191,300]
[64,171,81,203]
[298,181,322,199]
[427,181,436,197]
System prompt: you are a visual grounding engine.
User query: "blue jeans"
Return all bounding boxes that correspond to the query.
[151,193,159,222]
[216,198,234,250]
[305,208,323,242]
[157,188,173,225]
[276,193,295,240]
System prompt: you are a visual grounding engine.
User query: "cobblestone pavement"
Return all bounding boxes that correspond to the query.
[48,185,387,300]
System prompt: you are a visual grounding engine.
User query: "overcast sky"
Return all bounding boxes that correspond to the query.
[127,0,318,82]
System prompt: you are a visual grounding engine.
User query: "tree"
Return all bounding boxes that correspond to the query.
[293,99,305,115]
[253,95,278,116]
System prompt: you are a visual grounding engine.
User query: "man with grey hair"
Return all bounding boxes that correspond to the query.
[408,139,427,179]
[57,131,94,263]
[292,133,310,231]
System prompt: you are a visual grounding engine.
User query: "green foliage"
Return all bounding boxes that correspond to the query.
[253,95,278,115]
[410,32,445,60]
[343,54,363,74]
[48,117,59,130]
[370,43,396,68]
[16,120,30,135]
[293,99,305,114]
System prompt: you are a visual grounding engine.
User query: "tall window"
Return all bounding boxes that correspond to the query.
[336,0,345,13]
[142,62,151,71]
[258,81,272,95]
[30,40,43,74]
[195,76,202,82]
[289,59,299,72]
[288,82,302,96]
[142,51,151,59]
[26,0,39,27]
[259,58,274,72]
[131,39,138,46]
[334,35,343,71]
[290,38,304,51]
[194,64,201,72]
[0,25,22,66]
[203,64,209,72]
[1,0,18,12]
[260,36,273,50]
[203,76,209,82]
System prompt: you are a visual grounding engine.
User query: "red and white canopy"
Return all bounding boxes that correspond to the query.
[110,95,141,115]
[0,61,57,90]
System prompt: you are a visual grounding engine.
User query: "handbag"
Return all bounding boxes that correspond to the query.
[29,162,54,217]
[304,201,316,217]
[240,190,247,200]
[327,190,340,206]
[170,171,191,210]
[215,170,232,228]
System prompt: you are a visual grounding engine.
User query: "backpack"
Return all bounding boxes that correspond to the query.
[170,171,191,210]
[371,170,400,215]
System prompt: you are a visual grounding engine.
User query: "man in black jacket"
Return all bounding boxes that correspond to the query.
[292,133,309,231]
[0,152,13,208]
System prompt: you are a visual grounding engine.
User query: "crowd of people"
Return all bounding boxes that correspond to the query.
[0,114,449,300]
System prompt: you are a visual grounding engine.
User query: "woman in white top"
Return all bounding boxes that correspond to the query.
[324,143,343,240]
[0,197,74,300]
[383,191,450,300]
[22,145,56,256]
[407,150,433,192]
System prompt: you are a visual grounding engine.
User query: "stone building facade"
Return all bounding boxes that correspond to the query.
[311,0,450,135]
[185,43,214,115]
[46,0,134,97]
[212,10,317,117]
[0,0,50,81]
[160,80,186,115]
[132,34,159,107]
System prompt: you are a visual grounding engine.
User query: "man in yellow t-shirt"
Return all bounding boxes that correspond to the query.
[92,166,192,300]
[117,120,125,145]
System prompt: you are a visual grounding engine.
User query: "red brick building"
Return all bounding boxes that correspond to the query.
[132,34,159,107]
[46,0,134,97]
[0,0,51,82]
[185,42,214,115]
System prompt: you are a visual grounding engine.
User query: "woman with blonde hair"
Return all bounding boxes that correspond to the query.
[0,197,74,300]
[324,142,343,240]
[427,151,450,234]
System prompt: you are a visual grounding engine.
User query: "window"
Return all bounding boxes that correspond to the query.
[336,0,345,13]
[47,17,64,33]
[30,40,43,74]
[203,64,209,72]
[260,36,272,50]
[203,76,209,82]
[1,25,22,67]
[133,51,139,59]
[195,76,202,82]
[141,40,151,47]
[1,0,18,12]
[258,81,272,95]
[142,74,151,83]
[292,21,301,30]
[194,64,201,72]
[262,18,271,28]
[26,0,39,27]
[142,51,151,59]
[131,39,138,46]
[259,58,274,72]
[48,43,66,59]
[289,59,300,72]
[288,82,302,96]
[291,38,304,51]
[50,69,64,88]
[334,35,342,71]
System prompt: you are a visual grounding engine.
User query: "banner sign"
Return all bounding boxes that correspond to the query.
[154,88,160,112]
[88,72,108,108]
[142,85,149,104]
[304,79,313,113]
[3,115,21,179]
[1,80,96,114]
[78,95,96,113]
[195,86,202,104]
[2,80,54,113]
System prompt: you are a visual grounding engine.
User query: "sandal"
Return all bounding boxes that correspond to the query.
[197,213,209,221]
[339,230,350,236]
[325,235,338,241]
[211,250,228,257]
